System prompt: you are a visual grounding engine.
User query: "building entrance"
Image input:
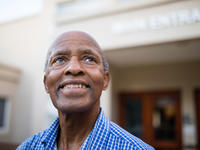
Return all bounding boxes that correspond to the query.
[119,90,182,150]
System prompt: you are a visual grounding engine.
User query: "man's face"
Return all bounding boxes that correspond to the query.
[44,32,109,113]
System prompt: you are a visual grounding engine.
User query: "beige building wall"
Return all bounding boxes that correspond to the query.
[56,0,200,50]
[0,64,21,143]
[0,0,54,143]
[53,1,200,131]
[111,61,200,146]
[0,0,200,146]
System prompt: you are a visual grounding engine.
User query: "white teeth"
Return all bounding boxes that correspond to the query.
[64,84,87,89]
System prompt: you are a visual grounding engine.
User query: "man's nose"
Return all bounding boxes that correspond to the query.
[64,57,84,76]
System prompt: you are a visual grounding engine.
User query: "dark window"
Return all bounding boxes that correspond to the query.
[124,98,142,138]
[153,97,176,141]
[0,97,6,128]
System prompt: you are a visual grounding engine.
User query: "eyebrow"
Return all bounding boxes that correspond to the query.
[46,48,103,69]
[47,49,69,64]
[79,49,100,56]
[79,49,102,62]
[51,50,70,56]
[49,48,70,58]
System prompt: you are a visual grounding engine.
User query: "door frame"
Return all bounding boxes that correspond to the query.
[195,88,200,150]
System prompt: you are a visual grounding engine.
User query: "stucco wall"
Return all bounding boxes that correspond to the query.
[0,0,54,143]
[56,0,200,50]
[0,0,200,145]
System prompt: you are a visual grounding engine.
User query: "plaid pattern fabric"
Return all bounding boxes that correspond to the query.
[17,109,154,150]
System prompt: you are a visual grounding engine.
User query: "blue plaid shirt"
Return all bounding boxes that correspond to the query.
[17,109,154,150]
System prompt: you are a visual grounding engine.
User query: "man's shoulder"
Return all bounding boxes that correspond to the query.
[16,129,48,150]
[109,121,154,150]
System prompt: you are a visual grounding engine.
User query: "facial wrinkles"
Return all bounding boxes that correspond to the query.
[44,32,109,114]
[49,51,101,67]
[52,36,100,52]
[45,32,105,72]
[49,47,102,68]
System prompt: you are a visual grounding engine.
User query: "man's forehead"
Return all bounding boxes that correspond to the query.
[53,31,100,47]
[50,47,101,57]
[44,31,108,72]
[49,31,101,55]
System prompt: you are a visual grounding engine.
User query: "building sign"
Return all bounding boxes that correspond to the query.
[112,8,200,34]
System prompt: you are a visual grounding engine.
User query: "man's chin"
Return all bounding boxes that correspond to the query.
[59,87,89,98]
[56,104,93,114]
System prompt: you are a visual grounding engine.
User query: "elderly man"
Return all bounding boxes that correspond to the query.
[17,31,154,150]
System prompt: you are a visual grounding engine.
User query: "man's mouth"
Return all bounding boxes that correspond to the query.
[58,80,90,90]
[58,81,90,96]
[60,84,88,89]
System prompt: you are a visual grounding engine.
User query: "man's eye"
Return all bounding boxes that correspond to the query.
[85,57,95,63]
[53,57,65,64]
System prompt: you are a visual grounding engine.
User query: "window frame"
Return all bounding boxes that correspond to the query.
[0,97,11,134]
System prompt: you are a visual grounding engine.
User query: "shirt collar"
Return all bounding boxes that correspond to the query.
[41,117,60,148]
[80,109,110,149]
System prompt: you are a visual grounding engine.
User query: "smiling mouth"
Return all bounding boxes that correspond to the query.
[60,84,88,89]
[58,81,90,97]
[58,80,90,90]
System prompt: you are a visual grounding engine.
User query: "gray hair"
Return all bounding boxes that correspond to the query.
[99,50,109,72]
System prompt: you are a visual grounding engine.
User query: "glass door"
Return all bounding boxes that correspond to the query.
[119,90,182,150]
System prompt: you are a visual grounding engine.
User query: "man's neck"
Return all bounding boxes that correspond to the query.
[57,106,100,150]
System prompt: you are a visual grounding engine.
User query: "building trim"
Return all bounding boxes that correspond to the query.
[56,0,178,25]
[0,64,21,84]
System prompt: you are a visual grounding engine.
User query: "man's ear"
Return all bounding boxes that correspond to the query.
[43,75,49,93]
[103,71,110,90]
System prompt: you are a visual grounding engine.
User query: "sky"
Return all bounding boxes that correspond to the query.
[0,0,43,24]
